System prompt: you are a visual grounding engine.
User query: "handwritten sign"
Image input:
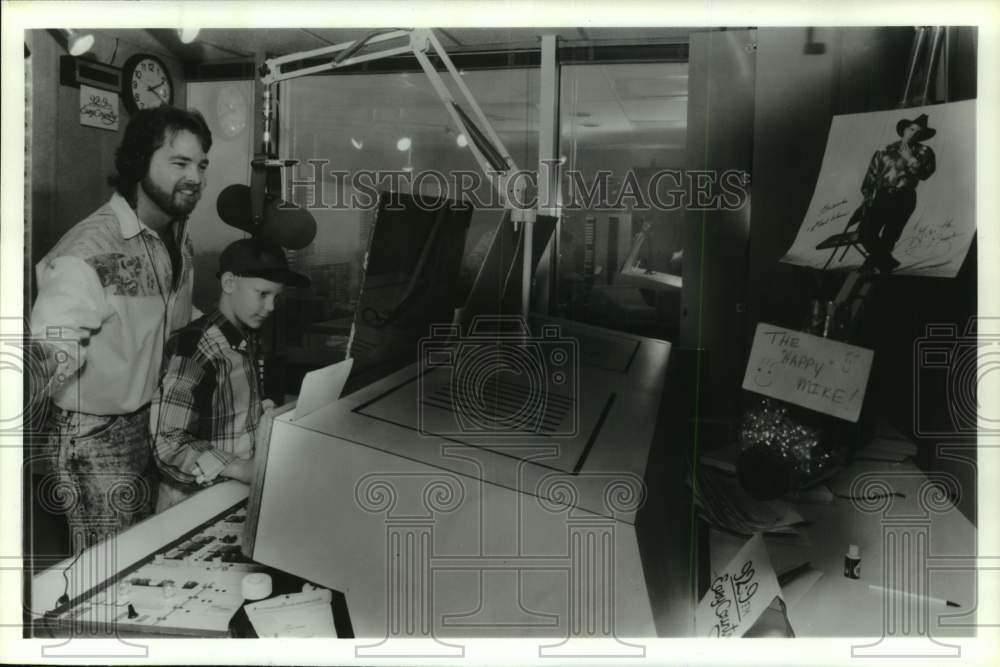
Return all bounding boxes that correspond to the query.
[742,323,873,422]
[80,85,119,131]
[696,533,782,637]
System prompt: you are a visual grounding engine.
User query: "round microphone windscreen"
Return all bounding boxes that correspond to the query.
[260,198,317,250]
[217,183,317,249]
[216,184,254,234]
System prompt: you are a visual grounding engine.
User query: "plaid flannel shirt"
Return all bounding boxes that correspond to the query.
[150,309,264,487]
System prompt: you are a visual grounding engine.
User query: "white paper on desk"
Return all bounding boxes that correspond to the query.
[692,467,805,536]
[782,568,824,609]
[294,358,353,420]
[696,533,783,637]
[244,590,336,638]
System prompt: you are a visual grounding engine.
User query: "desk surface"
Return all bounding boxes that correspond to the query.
[281,316,671,523]
[710,453,977,638]
[245,318,674,637]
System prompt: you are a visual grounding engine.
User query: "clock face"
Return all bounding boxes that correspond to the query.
[124,55,173,112]
[216,84,248,138]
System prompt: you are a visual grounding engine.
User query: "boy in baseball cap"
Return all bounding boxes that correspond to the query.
[150,238,310,511]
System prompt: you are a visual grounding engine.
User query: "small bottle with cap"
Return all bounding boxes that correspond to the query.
[844,544,861,579]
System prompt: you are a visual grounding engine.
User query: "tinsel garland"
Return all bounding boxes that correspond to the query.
[738,397,836,481]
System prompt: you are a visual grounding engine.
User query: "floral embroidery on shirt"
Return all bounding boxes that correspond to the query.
[85,252,155,296]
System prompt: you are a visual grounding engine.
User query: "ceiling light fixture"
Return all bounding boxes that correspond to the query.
[178,28,201,44]
[50,29,95,56]
[68,31,95,56]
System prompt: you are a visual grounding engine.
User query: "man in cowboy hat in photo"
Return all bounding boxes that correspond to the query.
[855,112,937,273]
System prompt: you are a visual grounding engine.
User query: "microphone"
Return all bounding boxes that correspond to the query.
[216,183,254,234]
[216,183,317,250]
[260,197,317,250]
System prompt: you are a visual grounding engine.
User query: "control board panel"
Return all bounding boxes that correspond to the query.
[43,501,262,637]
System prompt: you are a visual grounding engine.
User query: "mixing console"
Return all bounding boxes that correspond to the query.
[44,501,263,637]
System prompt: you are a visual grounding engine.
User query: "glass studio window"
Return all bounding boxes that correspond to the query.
[276,67,539,369]
[271,54,689,389]
[557,61,688,341]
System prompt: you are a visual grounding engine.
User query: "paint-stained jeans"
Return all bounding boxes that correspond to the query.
[45,406,156,551]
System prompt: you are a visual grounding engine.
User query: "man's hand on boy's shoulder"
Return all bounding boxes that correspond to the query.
[221,456,257,485]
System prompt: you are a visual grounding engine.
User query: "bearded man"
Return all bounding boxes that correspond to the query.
[30,106,212,550]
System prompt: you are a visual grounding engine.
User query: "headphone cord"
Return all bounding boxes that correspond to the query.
[41,546,84,633]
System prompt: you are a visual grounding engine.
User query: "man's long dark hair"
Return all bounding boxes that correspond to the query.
[108,106,213,204]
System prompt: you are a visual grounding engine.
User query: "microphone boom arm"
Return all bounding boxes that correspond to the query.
[260,29,530,216]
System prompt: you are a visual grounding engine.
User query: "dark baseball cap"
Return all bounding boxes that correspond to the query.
[217,238,311,288]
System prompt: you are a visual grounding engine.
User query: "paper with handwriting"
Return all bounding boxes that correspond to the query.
[743,323,873,422]
[781,100,974,277]
[696,533,782,637]
[79,84,119,131]
[245,589,336,638]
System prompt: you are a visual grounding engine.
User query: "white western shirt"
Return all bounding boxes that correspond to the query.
[31,194,198,415]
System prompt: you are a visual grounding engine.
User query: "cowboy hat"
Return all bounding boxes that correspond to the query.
[896,113,936,141]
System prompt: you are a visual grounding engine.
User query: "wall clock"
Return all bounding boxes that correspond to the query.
[216,84,249,138]
[121,53,173,113]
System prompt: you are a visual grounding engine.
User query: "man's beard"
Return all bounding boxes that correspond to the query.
[140,175,201,218]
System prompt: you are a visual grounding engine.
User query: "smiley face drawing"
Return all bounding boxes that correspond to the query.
[752,358,778,388]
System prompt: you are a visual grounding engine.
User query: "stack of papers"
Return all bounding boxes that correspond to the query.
[699,444,742,474]
[701,446,836,505]
[864,437,918,461]
[691,466,806,537]
[863,421,918,460]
